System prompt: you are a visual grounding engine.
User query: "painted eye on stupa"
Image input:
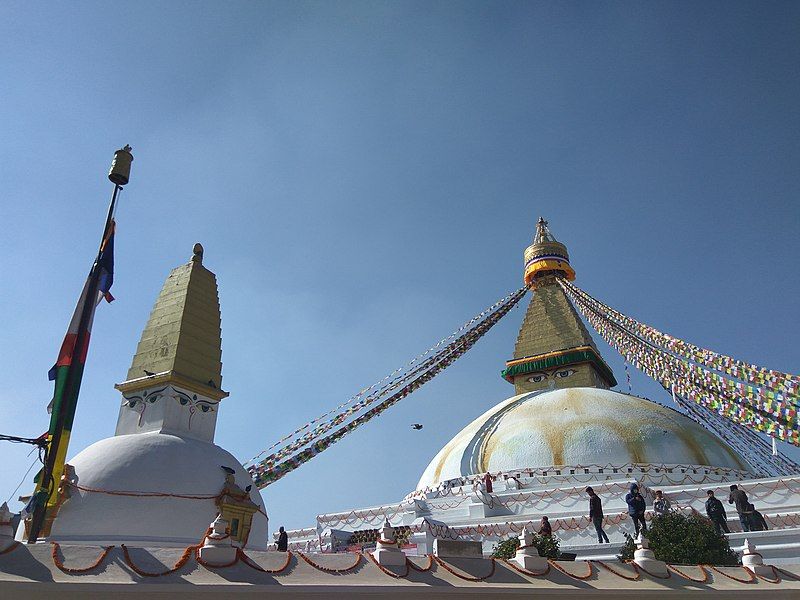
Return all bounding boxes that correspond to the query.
[179,397,189,405]
[127,399,138,408]
[527,373,547,383]
[554,369,575,379]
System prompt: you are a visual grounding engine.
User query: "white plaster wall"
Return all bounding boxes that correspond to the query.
[34,432,268,549]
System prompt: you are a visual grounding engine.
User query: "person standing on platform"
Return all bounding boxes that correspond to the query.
[705,490,730,534]
[747,503,769,531]
[586,487,610,543]
[277,526,288,552]
[625,484,648,537]
[538,516,552,537]
[653,490,671,517]
[728,485,751,532]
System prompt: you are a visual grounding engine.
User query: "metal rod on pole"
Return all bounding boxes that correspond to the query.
[26,145,132,543]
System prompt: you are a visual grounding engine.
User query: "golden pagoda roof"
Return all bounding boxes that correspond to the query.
[115,244,228,400]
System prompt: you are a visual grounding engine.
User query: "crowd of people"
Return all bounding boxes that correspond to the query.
[275,483,771,550]
[536,484,770,544]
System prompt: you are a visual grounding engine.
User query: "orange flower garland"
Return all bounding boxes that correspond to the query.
[121,544,195,577]
[365,551,409,578]
[593,560,641,581]
[236,549,293,574]
[407,555,434,572]
[703,564,756,584]
[547,559,594,580]
[667,564,710,583]
[431,555,495,581]
[297,551,363,573]
[51,542,113,574]
[626,560,671,580]
[745,565,781,584]
[502,558,550,577]
[0,542,20,556]
[194,545,239,569]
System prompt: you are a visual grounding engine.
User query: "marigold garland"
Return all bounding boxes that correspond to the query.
[502,558,550,577]
[432,555,495,581]
[667,563,710,583]
[627,560,671,580]
[593,560,640,581]
[297,551,363,573]
[0,542,20,556]
[194,545,239,569]
[51,542,114,574]
[747,566,781,584]
[703,564,756,584]
[547,559,594,580]
[121,544,195,577]
[365,551,409,578]
[236,549,293,574]
[407,555,434,572]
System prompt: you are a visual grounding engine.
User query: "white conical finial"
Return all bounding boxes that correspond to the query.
[0,502,11,523]
[0,503,15,546]
[518,527,534,548]
[513,527,547,571]
[198,515,237,565]
[633,533,668,577]
[741,539,773,575]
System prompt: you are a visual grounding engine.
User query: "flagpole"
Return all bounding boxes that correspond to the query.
[26,146,133,543]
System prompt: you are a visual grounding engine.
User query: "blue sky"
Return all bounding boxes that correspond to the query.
[1,1,798,533]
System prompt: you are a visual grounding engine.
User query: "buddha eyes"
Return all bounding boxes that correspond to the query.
[527,368,576,383]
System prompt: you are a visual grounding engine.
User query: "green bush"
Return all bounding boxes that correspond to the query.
[618,532,636,561]
[618,513,738,566]
[491,533,560,559]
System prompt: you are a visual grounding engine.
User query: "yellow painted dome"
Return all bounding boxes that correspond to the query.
[416,387,753,489]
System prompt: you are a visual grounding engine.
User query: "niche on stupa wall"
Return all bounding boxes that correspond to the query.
[115,385,219,442]
[216,472,258,547]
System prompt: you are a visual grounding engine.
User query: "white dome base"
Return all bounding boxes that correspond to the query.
[22,432,268,549]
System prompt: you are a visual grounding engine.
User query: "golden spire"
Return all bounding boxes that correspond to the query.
[115,243,228,401]
[503,219,616,393]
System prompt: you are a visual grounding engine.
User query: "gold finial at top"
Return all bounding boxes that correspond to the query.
[523,217,575,286]
[192,243,204,264]
[533,216,556,245]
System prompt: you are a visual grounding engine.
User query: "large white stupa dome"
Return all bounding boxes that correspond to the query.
[47,432,268,549]
[417,387,754,490]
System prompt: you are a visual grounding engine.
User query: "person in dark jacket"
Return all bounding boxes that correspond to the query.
[538,516,552,537]
[277,526,288,552]
[586,487,610,543]
[625,484,648,538]
[746,503,769,532]
[728,485,751,532]
[705,490,730,534]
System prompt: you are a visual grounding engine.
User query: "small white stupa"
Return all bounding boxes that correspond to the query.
[17,244,268,548]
